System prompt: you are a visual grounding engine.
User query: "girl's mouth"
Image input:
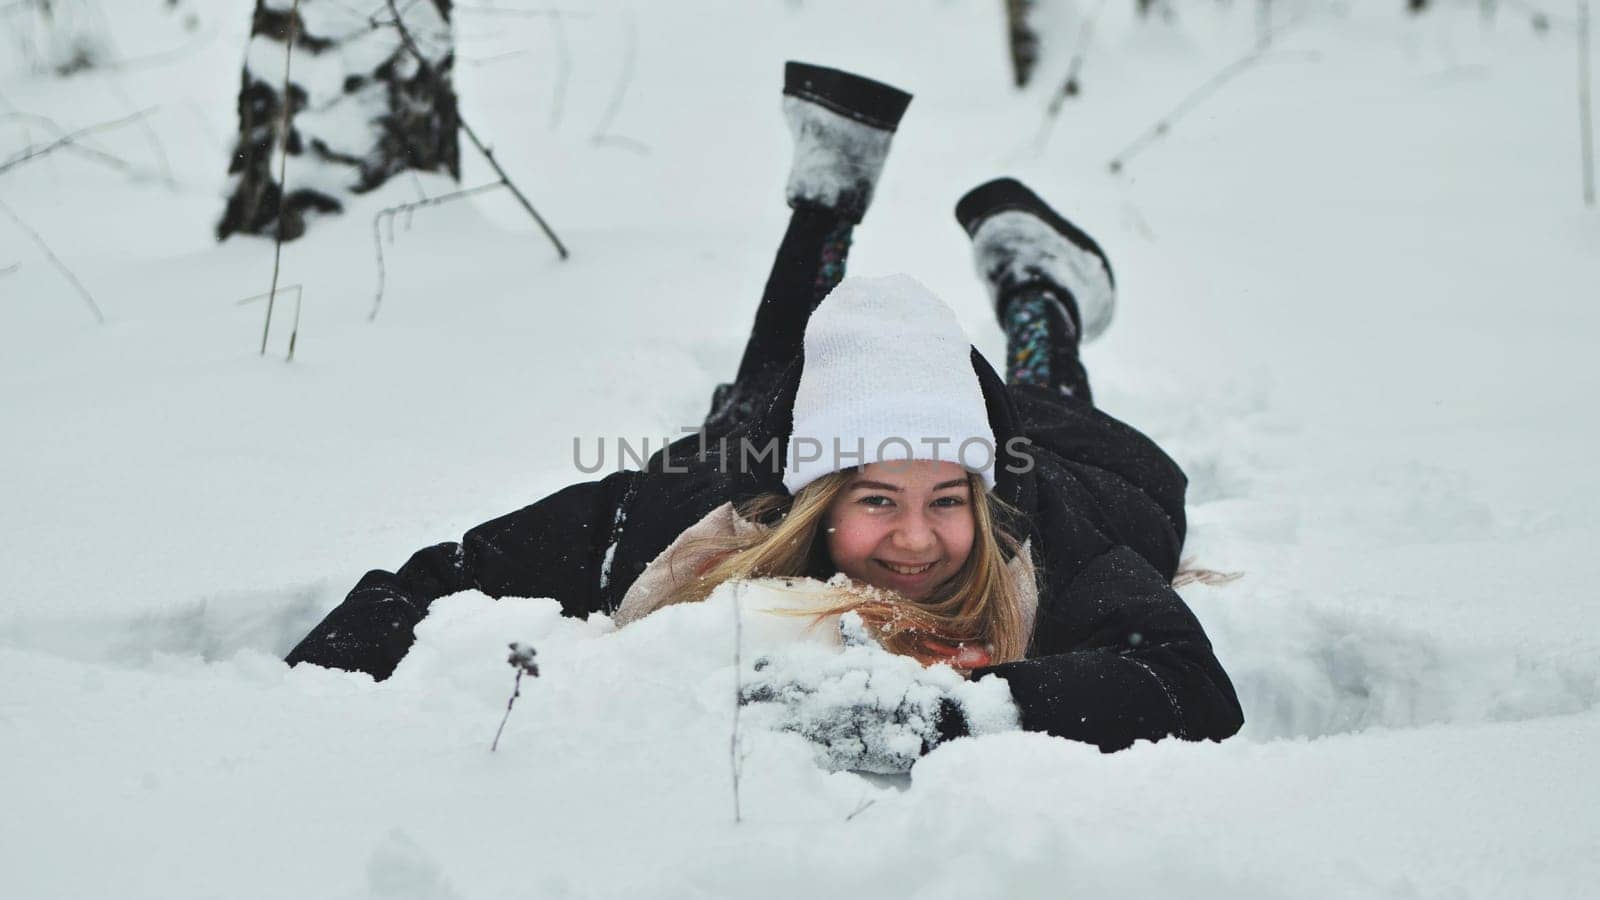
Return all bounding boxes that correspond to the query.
[876,559,937,577]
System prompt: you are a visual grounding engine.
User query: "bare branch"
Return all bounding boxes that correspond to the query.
[369,182,504,321]
[0,108,154,176]
[1057,0,1108,107]
[263,0,304,356]
[459,48,530,68]
[235,283,302,306]
[1034,0,1110,152]
[237,284,307,360]
[0,197,104,324]
[386,0,570,259]
[1108,16,1317,174]
[3,134,136,176]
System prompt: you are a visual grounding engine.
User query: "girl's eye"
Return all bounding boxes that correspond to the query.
[858,495,893,508]
[933,496,968,508]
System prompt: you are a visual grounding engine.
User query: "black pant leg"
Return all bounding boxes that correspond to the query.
[705,207,853,432]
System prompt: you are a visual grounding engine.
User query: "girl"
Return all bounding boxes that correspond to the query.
[286,63,1244,769]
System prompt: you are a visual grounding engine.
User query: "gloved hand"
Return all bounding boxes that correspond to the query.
[738,614,1019,774]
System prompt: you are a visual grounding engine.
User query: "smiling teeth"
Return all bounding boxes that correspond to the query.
[883,561,934,575]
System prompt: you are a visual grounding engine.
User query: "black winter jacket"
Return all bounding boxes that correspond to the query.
[286,352,1244,752]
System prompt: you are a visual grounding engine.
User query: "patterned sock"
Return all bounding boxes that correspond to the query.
[1002,287,1089,400]
[812,219,855,306]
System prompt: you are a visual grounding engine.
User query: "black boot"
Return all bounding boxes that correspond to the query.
[783,62,913,223]
[955,177,1117,343]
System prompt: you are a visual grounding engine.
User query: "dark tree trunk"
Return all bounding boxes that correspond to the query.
[1004,0,1040,88]
[217,0,460,242]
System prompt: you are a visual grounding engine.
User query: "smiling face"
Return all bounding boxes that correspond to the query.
[822,459,976,601]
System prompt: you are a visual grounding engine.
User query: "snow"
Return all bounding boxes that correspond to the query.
[782,93,896,219]
[3,0,111,75]
[3,0,1599,896]
[734,586,1021,774]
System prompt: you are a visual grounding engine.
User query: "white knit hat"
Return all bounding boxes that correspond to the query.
[783,274,998,495]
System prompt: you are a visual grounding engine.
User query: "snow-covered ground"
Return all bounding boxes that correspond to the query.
[3,1,1597,897]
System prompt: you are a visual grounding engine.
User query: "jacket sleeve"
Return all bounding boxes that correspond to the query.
[285,470,639,680]
[974,544,1244,751]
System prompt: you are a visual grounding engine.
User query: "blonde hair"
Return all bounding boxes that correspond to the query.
[662,469,1032,666]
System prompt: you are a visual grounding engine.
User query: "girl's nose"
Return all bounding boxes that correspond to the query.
[891,512,937,552]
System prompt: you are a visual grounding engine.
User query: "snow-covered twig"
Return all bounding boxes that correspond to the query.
[262,0,302,357]
[0,262,18,277]
[369,182,503,321]
[1108,15,1317,174]
[0,197,102,324]
[492,642,541,752]
[385,0,570,259]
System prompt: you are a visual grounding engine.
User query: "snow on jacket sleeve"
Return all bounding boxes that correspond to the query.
[974,545,1244,751]
[284,470,639,680]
